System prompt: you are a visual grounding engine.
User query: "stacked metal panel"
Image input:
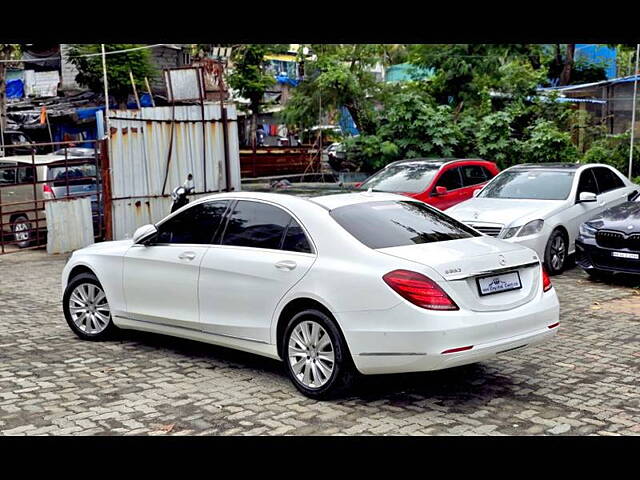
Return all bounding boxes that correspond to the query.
[108,104,241,240]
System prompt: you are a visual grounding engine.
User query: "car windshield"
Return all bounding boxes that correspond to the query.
[330,200,480,249]
[479,170,575,200]
[359,163,439,194]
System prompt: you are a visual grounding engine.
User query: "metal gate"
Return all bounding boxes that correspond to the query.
[0,139,108,254]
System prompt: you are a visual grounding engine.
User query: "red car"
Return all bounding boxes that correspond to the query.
[357,158,500,210]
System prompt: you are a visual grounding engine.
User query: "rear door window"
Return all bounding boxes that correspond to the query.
[282,218,312,253]
[330,200,480,249]
[461,165,489,187]
[593,167,625,193]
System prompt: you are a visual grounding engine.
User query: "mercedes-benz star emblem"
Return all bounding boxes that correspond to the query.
[498,254,506,266]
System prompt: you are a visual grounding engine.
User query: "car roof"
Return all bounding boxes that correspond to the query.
[385,158,488,168]
[509,163,582,170]
[192,190,408,212]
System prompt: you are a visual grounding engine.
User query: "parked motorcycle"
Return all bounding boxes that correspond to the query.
[170,173,194,213]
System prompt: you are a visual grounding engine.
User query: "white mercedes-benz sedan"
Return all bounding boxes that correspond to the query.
[447,163,639,275]
[62,191,559,399]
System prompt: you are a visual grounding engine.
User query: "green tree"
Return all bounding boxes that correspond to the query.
[68,44,157,108]
[228,44,288,149]
[281,44,385,135]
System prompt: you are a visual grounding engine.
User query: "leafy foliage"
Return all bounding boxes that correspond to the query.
[68,44,156,106]
[583,131,640,177]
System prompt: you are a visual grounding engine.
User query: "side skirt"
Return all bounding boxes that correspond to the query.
[113,315,281,360]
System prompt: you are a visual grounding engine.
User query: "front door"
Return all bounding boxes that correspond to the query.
[431,166,466,210]
[122,200,229,329]
[198,200,316,343]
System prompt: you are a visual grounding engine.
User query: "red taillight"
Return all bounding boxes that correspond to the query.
[383,269,459,311]
[43,183,55,198]
[542,267,552,292]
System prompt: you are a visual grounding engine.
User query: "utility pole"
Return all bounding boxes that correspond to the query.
[629,44,639,180]
[101,44,110,139]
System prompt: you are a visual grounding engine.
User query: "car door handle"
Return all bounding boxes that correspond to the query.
[178,251,197,261]
[275,260,297,271]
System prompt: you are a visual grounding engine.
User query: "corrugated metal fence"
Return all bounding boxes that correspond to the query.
[108,104,241,240]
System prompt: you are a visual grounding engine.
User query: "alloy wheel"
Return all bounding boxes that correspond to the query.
[288,320,335,389]
[69,283,111,335]
[550,235,566,271]
[14,220,31,243]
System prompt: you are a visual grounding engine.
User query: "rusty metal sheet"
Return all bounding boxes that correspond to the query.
[108,105,240,240]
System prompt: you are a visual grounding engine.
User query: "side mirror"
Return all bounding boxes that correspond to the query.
[132,224,157,245]
[434,186,448,195]
[579,191,597,203]
[472,188,481,198]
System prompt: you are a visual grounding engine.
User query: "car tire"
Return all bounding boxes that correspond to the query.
[544,229,568,275]
[12,215,33,248]
[283,309,356,400]
[63,272,117,341]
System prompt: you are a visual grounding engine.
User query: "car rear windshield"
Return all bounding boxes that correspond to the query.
[329,200,480,249]
[359,164,439,194]
[47,161,97,187]
[479,170,575,200]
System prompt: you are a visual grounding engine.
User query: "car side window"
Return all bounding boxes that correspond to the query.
[435,167,463,191]
[594,167,625,193]
[577,169,599,197]
[0,162,17,185]
[221,200,294,250]
[282,218,312,253]
[460,165,489,187]
[18,166,36,184]
[156,200,229,245]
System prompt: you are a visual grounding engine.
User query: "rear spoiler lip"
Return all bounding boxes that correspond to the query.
[446,261,541,281]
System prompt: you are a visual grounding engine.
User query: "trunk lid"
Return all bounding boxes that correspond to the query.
[378,236,543,312]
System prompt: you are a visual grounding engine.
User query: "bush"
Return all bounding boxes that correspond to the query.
[520,120,580,164]
[582,131,640,177]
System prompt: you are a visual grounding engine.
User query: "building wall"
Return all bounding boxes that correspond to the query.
[150,47,183,94]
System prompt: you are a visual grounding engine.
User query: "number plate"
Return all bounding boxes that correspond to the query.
[612,251,639,260]
[476,271,522,296]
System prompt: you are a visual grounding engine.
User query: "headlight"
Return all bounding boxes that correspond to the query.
[502,226,520,239]
[579,222,598,237]
[517,219,544,237]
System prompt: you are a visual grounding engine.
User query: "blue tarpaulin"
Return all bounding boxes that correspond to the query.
[275,73,299,87]
[6,79,24,99]
[339,107,359,136]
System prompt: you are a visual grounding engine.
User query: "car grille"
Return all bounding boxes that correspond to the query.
[469,224,503,237]
[595,230,640,251]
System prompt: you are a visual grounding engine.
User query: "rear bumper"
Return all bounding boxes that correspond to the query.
[339,289,559,375]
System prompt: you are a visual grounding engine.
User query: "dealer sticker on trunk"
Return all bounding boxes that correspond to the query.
[477,271,522,296]
[612,251,640,260]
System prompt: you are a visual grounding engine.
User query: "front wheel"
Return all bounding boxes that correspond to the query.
[63,273,117,341]
[544,229,568,275]
[283,309,355,400]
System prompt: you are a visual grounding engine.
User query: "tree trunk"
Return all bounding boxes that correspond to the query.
[559,44,576,86]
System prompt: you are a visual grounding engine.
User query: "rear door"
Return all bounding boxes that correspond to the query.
[198,199,316,343]
[460,164,493,200]
[593,166,632,210]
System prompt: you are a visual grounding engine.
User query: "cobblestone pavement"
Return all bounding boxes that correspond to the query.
[0,250,638,436]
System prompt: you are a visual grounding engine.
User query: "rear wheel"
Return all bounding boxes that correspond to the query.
[544,229,568,275]
[63,273,117,341]
[12,215,33,248]
[283,309,355,399]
